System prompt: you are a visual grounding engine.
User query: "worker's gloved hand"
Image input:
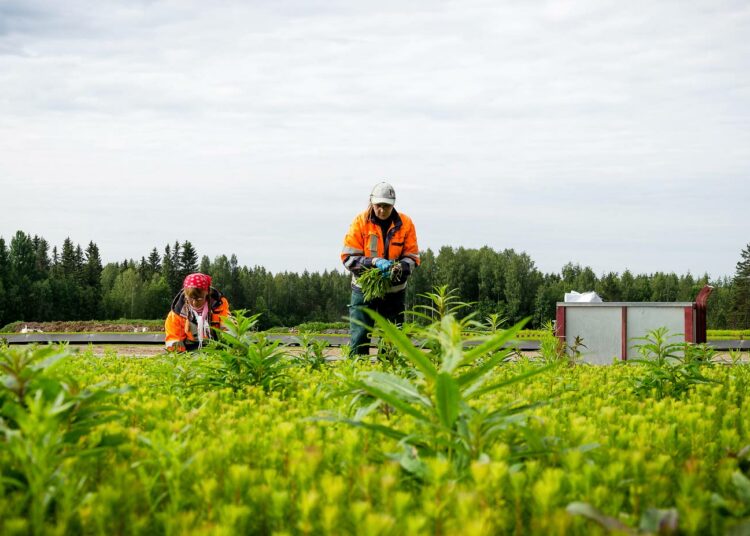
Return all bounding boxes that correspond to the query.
[373,258,393,275]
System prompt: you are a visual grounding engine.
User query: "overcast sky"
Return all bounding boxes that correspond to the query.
[1,0,748,279]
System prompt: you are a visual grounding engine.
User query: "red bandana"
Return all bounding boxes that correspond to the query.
[183,273,212,290]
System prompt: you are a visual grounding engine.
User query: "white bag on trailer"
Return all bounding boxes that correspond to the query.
[564,291,603,303]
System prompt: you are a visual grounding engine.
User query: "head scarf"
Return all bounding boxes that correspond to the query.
[183,273,212,290]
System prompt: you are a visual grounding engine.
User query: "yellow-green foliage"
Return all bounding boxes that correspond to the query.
[1,348,750,535]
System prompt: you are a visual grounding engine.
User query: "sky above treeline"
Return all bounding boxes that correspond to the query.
[1,0,748,279]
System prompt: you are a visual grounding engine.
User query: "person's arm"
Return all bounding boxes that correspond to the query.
[165,311,187,352]
[210,297,231,331]
[393,219,420,283]
[341,216,372,275]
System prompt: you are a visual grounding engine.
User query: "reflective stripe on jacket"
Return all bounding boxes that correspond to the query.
[341,208,420,292]
[164,287,230,350]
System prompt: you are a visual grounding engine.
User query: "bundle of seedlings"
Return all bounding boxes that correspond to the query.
[358,263,402,301]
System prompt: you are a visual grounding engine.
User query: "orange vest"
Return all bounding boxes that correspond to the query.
[341,208,420,291]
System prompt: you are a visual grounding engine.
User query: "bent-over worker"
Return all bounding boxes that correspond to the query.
[341,182,420,355]
[165,272,230,352]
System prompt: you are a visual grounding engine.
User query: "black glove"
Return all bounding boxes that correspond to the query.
[392,260,412,284]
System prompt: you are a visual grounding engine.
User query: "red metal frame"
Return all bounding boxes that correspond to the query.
[684,306,694,343]
[621,306,628,360]
[694,285,713,344]
[555,305,565,350]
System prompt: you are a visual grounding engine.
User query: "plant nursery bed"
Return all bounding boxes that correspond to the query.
[2,346,749,535]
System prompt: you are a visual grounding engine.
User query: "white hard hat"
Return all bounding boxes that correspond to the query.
[370,182,396,205]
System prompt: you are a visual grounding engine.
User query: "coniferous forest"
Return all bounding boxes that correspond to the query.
[0,230,748,330]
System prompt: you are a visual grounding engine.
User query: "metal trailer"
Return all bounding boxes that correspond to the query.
[555,286,713,365]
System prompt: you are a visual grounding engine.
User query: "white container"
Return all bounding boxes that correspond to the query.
[554,286,712,365]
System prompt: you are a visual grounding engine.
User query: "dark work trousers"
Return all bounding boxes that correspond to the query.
[349,288,406,355]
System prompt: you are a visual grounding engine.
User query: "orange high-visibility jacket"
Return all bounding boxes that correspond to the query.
[164,288,230,351]
[341,208,420,293]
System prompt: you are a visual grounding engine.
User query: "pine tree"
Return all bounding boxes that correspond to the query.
[84,242,103,287]
[74,244,85,282]
[8,231,38,322]
[0,238,8,281]
[81,241,104,319]
[179,240,199,280]
[730,243,750,328]
[32,236,50,280]
[60,238,78,277]
[199,254,211,275]
[50,246,60,276]
[596,272,622,301]
[137,256,149,280]
[0,238,8,326]
[170,241,183,290]
[229,254,245,305]
[162,244,178,295]
[171,241,181,270]
[10,231,36,277]
[147,248,161,273]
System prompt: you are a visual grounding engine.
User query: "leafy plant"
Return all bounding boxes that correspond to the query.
[627,327,719,399]
[337,309,552,479]
[482,312,508,334]
[684,342,718,363]
[373,323,415,374]
[196,310,292,393]
[0,344,128,534]
[537,320,586,367]
[358,267,394,301]
[409,285,476,327]
[0,343,69,407]
[293,333,329,370]
[727,348,746,366]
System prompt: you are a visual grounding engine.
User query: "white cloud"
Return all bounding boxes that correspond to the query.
[1,0,748,278]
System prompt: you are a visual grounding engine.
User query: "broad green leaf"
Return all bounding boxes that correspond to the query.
[366,309,437,380]
[361,371,432,408]
[391,443,429,479]
[435,372,460,429]
[436,315,466,374]
[358,383,433,425]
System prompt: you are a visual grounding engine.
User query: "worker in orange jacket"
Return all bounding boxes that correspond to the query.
[165,273,230,352]
[341,182,420,355]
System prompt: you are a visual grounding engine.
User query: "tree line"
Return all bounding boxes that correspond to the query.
[0,230,748,330]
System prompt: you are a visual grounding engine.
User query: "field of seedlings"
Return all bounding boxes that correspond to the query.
[1,303,750,535]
